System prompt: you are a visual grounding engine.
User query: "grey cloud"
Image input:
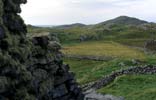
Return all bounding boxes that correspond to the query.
[21,0,156,25]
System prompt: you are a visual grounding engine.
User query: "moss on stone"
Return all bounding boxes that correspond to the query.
[0,0,3,24]
[0,0,84,99]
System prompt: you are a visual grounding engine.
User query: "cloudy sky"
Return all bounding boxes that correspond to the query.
[21,0,156,25]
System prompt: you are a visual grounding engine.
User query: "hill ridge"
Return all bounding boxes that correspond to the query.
[97,16,148,26]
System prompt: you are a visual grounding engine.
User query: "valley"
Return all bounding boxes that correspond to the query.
[28,16,156,100]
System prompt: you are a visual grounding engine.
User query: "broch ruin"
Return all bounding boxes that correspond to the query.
[0,0,84,99]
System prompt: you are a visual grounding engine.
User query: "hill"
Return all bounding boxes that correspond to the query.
[53,23,86,29]
[96,16,148,26]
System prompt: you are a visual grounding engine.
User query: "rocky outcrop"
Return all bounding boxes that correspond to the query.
[0,0,84,100]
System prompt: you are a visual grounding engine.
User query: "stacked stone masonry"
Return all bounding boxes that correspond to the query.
[83,65,156,91]
[0,0,84,100]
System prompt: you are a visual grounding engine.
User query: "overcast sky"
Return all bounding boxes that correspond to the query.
[21,0,156,25]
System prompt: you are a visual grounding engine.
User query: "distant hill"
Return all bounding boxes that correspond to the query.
[53,23,86,29]
[28,16,150,30]
[96,16,148,26]
[28,16,156,46]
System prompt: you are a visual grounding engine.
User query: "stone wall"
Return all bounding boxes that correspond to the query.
[83,65,156,91]
[0,0,84,100]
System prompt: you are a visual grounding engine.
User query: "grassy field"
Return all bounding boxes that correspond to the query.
[64,55,156,85]
[64,58,105,84]
[64,57,156,84]
[97,74,156,100]
[115,39,148,47]
[63,40,156,86]
[62,41,146,59]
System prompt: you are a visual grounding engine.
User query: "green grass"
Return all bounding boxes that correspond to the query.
[115,39,148,47]
[62,41,146,59]
[64,54,156,85]
[64,58,104,84]
[146,55,156,65]
[64,58,145,84]
[97,74,156,100]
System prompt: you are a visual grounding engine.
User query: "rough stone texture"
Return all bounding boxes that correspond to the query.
[0,0,84,100]
[83,65,156,91]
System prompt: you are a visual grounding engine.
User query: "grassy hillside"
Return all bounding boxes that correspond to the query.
[96,16,148,26]
[97,74,156,100]
[28,16,156,47]
[53,23,86,29]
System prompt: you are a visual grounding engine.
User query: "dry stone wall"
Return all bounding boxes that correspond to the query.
[0,0,84,100]
[83,65,156,91]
